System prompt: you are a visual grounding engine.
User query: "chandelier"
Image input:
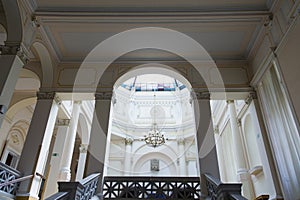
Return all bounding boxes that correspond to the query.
[144,123,166,148]
[143,93,167,148]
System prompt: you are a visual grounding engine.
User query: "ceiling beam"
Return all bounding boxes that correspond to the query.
[35,10,272,23]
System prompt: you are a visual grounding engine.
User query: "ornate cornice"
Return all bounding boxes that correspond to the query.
[95,92,113,100]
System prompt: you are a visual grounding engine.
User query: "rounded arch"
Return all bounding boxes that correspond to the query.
[5,97,36,120]
[114,63,192,90]
[0,24,7,45]
[78,113,90,144]
[32,42,54,87]
[75,27,224,92]
[0,0,22,43]
[133,152,177,175]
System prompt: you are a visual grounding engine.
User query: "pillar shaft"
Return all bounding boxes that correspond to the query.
[0,53,23,127]
[227,100,247,171]
[178,138,187,176]
[75,144,88,181]
[59,101,81,181]
[192,92,220,196]
[44,119,70,198]
[227,100,255,199]
[85,92,112,193]
[124,138,133,175]
[17,92,60,199]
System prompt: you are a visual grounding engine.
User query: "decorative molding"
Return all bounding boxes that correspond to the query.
[245,91,257,105]
[213,125,219,134]
[79,144,88,153]
[177,137,185,145]
[125,137,133,145]
[95,92,113,100]
[237,119,242,127]
[0,43,20,55]
[56,119,71,126]
[191,91,211,100]
[226,99,234,104]
[36,91,56,100]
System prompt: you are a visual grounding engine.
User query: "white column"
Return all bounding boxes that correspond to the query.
[59,101,81,181]
[123,137,133,175]
[0,44,24,128]
[75,144,88,181]
[17,92,60,200]
[177,137,187,176]
[227,100,255,199]
[214,126,227,182]
[44,119,70,198]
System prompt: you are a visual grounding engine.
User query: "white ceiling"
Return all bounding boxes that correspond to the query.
[32,0,272,62]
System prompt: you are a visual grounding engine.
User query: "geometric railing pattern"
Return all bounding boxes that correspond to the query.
[204,173,247,200]
[46,173,100,200]
[103,176,201,199]
[0,162,22,196]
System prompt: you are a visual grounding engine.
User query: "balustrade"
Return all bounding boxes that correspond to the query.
[103,176,201,199]
[0,162,22,198]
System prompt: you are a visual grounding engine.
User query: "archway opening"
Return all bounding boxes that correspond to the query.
[104,70,200,177]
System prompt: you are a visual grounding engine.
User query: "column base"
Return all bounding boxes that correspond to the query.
[58,168,71,181]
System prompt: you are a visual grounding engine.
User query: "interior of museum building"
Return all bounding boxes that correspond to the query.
[0,0,300,200]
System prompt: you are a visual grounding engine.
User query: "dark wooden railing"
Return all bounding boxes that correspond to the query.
[0,162,22,198]
[204,173,247,200]
[103,176,201,199]
[45,173,100,200]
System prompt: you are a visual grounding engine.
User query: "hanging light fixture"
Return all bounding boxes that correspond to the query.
[144,93,167,148]
[144,123,166,147]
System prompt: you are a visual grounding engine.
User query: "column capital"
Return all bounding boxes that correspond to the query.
[245,91,257,105]
[37,92,62,105]
[177,137,185,145]
[125,137,133,145]
[226,99,234,104]
[56,119,71,126]
[214,125,219,134]
[95,92,113,100]
[191,91,211,100]
[79,144,88,153]
[237,119,242,127]
[74,100,82,105]
[0,42,20,55]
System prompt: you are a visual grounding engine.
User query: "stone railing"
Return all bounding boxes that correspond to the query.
[0,162,22,198]
[46,173,100,200]
[204,173,247,200]
[103,176,201,199]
